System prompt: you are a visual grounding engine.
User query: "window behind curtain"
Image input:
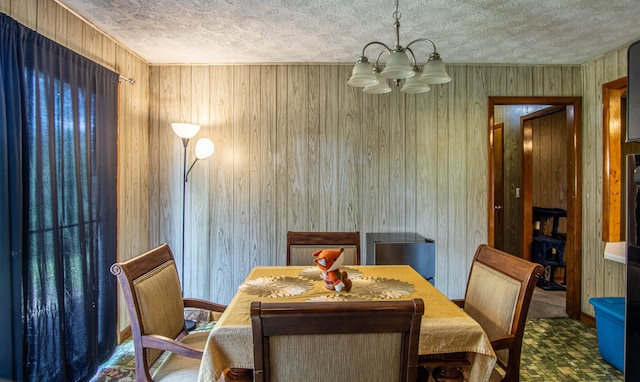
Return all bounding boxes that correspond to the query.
[19,20,119,382]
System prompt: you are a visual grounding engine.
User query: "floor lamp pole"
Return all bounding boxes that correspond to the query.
[180,138,188,293]
[180,137,196,330]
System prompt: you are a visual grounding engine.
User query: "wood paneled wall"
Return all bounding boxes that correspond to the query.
[581,46,628,315]
[3,0,151,332]
[148,64,584,305]
[532,111,569,219]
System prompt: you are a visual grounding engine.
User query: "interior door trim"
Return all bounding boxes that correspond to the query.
[488,96,582,320]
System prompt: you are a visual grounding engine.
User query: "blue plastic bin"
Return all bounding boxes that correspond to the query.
[588,297,625,371]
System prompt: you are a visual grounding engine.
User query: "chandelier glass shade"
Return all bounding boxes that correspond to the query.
[363,69,392,94]
[347,0,451,94]
[400,67,430,93]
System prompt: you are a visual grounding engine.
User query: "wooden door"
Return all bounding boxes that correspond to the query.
[521,118,533,261]
[491,123,505,250]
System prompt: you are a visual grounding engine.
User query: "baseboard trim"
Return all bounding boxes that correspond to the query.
[118,325,132,344]
[580,313,596,328]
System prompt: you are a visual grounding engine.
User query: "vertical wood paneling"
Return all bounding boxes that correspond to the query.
[209,66,234,302]
[415,82,438,247]
[232,66,251,289]
[582,59,598,309]
[187,66,211,295]
[543,67,562,95]
[338,66,360,230]
[448,65,468,298]
[286,65,309,231]
[467,66,489,257]
[154,66,180,262]
[404,94,417,231]
[319,66,340,231]
[377,86,391,233]
[35,0,55,40]
[580,46,628,316]
[261,65,277,265]
[275,65,289,263]
[81,23,101,64]
[54,2,68,46]
[532,112,568,218]
[0,1,8,14]
[64,9,83,54]
[435,77,451,293]
[10,0,36,26]
[307,66,320,230]
[361,87,380,245]
[248,65,262,269]
[389,91,405,229]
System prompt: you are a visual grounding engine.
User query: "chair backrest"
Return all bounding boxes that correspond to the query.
[286,231,361,266]
[463,244,544,382]
[251,299,424,382]
[110,244,187,380]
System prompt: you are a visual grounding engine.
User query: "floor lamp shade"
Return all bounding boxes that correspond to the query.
[195,138,214,159]
[172,122,200,139]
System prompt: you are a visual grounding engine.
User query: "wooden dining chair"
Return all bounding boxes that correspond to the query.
[439,244,544,382]
[286,231,361,266]
[110,243,227,381]
[251,299,424,382]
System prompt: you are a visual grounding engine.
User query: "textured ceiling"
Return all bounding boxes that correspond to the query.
[56,0,640,66]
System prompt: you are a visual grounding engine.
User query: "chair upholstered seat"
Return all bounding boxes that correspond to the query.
[151,331,209,381]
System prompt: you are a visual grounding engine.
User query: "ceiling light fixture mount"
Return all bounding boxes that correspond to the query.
[347,0,451,94]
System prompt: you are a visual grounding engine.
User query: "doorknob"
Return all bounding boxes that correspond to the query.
[494,205,503,210]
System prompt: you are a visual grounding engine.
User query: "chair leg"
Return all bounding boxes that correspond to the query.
[431,366,464,382]
[223,368,253,382]
[417,365,430,382]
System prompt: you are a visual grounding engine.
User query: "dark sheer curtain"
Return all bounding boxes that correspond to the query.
[0,13,27,382]
[0,13,119,381]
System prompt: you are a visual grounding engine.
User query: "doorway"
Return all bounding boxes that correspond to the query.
[488,97,582,320]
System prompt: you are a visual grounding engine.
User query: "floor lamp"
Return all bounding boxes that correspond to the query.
[171,123,214,329]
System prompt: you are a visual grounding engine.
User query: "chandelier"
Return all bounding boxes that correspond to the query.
[347,0,451,94]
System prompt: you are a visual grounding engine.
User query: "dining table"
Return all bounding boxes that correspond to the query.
[197,265,496,382]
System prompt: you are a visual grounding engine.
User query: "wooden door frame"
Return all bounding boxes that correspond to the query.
[488,96,582,320]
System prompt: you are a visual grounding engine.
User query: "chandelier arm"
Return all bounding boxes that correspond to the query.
[405,38,438,54]
[360,41,392,58]
[373,49,391,68]
[405,47,418,67]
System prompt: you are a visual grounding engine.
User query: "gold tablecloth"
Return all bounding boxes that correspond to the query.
[198,265,496,382]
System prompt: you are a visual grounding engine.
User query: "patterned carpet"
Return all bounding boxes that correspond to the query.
[520,318,622,381]
[91,318,623,381]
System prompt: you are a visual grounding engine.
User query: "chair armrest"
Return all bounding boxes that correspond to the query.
[451,299,465,308]
[184,297,227,312]
[141,334,204,359]
[489,334,515,351]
